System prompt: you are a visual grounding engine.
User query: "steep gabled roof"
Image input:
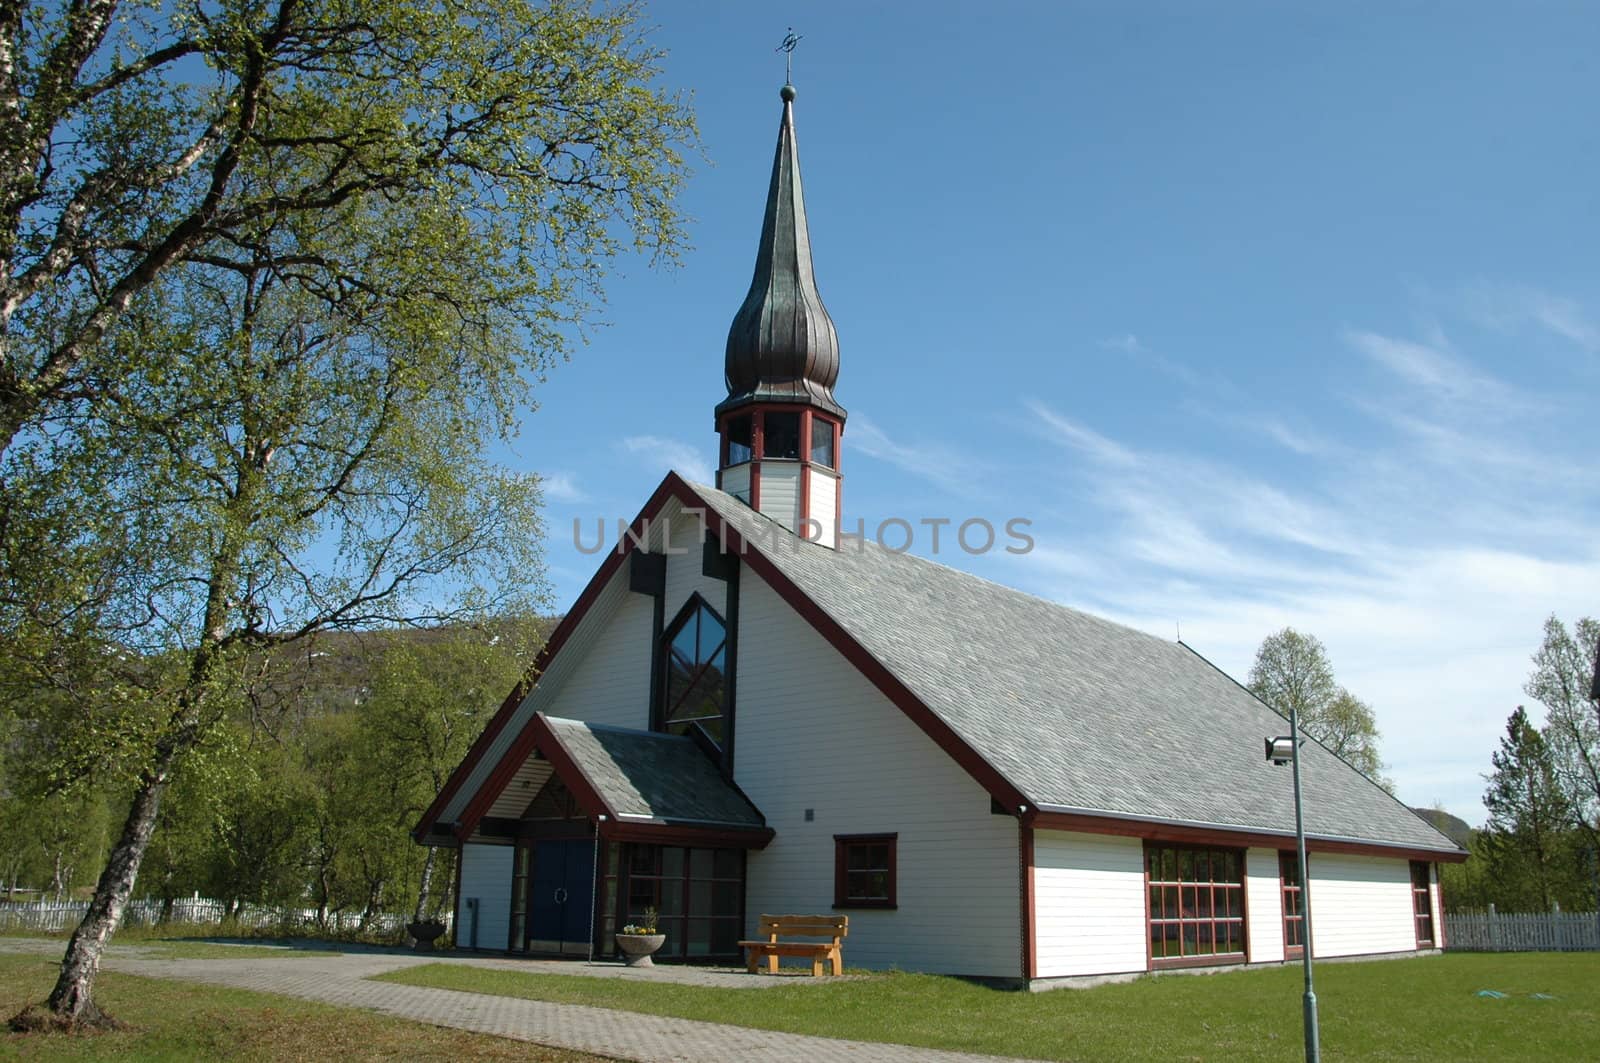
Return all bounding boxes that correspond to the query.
[689,480,1459,856]
[542,716,767,831]
[419,473,1463,860]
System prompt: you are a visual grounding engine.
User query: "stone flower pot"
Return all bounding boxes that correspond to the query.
[407,920,448,951]
[614,932,667,967]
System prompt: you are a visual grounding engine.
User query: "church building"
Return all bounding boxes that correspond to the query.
[413,82,1466,986]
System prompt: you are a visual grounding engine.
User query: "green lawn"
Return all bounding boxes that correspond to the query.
[0,954,605,1062]
[378,952,1599,1061]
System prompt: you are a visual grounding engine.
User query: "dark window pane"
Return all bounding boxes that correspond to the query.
[726,416,753,465]
[763,413,801,459]
[662,847,684,879]
[713,850,741,879]
[711,919,739,955]
[810,417,835,467]
[690,848,713,881]
[713,881,740,913]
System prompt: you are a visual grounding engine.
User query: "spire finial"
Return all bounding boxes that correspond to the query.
[777,28,802,89]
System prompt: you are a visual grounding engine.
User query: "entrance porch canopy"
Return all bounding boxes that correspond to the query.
[422,713,774,850]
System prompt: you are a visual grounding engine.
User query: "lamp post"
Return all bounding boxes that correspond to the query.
[1267,703,1321,1063]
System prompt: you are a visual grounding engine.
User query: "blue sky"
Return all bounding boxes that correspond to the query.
[508,2,1600,827]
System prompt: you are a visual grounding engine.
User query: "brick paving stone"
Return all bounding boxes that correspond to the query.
[0,938,1047,1063]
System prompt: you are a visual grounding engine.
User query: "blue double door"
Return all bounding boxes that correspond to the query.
[526,838,596,956]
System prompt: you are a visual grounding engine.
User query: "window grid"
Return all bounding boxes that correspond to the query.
[833,834,897,909]
[1410,861,1434,945]
[1145,844,1247,965]
[1279,851,1304,955]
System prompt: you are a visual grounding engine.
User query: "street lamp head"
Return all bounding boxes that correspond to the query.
[1266,735,1297,765]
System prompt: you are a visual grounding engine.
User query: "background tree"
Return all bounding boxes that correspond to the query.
[1481,706,1575,912]
[3,0,695,1028]
[1525,615,1600,854]
[0,0,695,456]
[1247,627,1391,788]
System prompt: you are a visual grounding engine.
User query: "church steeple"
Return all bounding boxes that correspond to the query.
[715,83,845,548]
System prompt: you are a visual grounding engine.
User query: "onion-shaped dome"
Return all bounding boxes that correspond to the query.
[719,84,846,421]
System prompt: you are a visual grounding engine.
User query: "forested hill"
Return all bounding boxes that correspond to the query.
[1411,807,1473,848]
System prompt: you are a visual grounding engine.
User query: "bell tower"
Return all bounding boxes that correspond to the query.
[715,82,845,548]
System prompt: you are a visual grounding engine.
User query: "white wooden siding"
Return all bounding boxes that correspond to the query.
[756,462,802,532]
[721,463,751,503]
[734,575,1021,978]
[485,759,554,820]
[540,588,654,730]
[457,843,514,951]
[1245,847,1285,964]
[663,511,732,620]
[806,466,838,548]
[1306,853,1416,958]
[1430,863,1443,947]
[1032,831,1147,978]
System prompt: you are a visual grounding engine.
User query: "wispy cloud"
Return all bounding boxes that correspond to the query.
[849,414,989,497]
[618,436,715,486]
[1003,308,1599,827]
[1466,282,1600,353]
[540,472,588,504]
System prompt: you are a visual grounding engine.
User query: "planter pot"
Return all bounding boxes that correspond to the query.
[407,920,447,952]
[614,933,666,967]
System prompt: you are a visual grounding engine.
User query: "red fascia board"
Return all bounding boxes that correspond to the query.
[414,477,680,841]
[1031,809,1469,864]
[601,821,776,850]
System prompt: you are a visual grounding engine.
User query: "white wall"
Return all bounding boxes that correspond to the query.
[1033,831,1147,978]
[756,462,801,532]
[1430,863,1443,947]
[806,466,838,548]
[1307,853,1416,958]
[721,463,751,503]
[732,576,1022,977]
[1245,847,1285,964]
[457,843,514,951]
[537,589,654,730]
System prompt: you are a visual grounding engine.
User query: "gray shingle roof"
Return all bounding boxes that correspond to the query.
[544,716,766,829]
[685,482,1460,855]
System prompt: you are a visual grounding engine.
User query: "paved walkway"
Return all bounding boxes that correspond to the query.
[1,938,1045,1063]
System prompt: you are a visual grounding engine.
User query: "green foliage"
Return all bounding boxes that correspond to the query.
[1525,615,1600,850]
[1247,627,1391,789]
[1478,707,1583,912]
[0,0,699,455]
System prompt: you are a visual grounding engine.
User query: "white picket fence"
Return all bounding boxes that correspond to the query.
[0,896,445,936]
[1444,906,1600,952]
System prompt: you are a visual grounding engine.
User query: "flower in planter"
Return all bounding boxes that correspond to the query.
[620,907,659,935]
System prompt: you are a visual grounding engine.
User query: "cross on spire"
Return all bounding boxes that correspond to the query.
[777,28,802,84]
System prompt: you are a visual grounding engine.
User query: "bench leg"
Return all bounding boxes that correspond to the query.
[811,953,823,977]
[746,950,759,974]
[830,947,842,976]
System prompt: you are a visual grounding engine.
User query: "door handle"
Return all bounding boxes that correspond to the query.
[554,887,568,904]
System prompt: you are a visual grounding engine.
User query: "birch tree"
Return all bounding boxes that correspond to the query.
[1248,627,1392,789]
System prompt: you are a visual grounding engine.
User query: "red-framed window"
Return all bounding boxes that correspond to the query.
[834,834,896,909]
[1145,843,1247,967]
[1279,851,1304,957]
[659,595,728,752]
[1410,861,1434,946]
[719,409,839,468]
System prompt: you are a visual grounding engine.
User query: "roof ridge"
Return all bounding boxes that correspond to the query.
[684,478,1186,654]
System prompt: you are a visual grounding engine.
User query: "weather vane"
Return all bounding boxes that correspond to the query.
[777,28,802,83]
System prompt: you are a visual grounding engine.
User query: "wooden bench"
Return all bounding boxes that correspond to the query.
[738,914,849,976]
